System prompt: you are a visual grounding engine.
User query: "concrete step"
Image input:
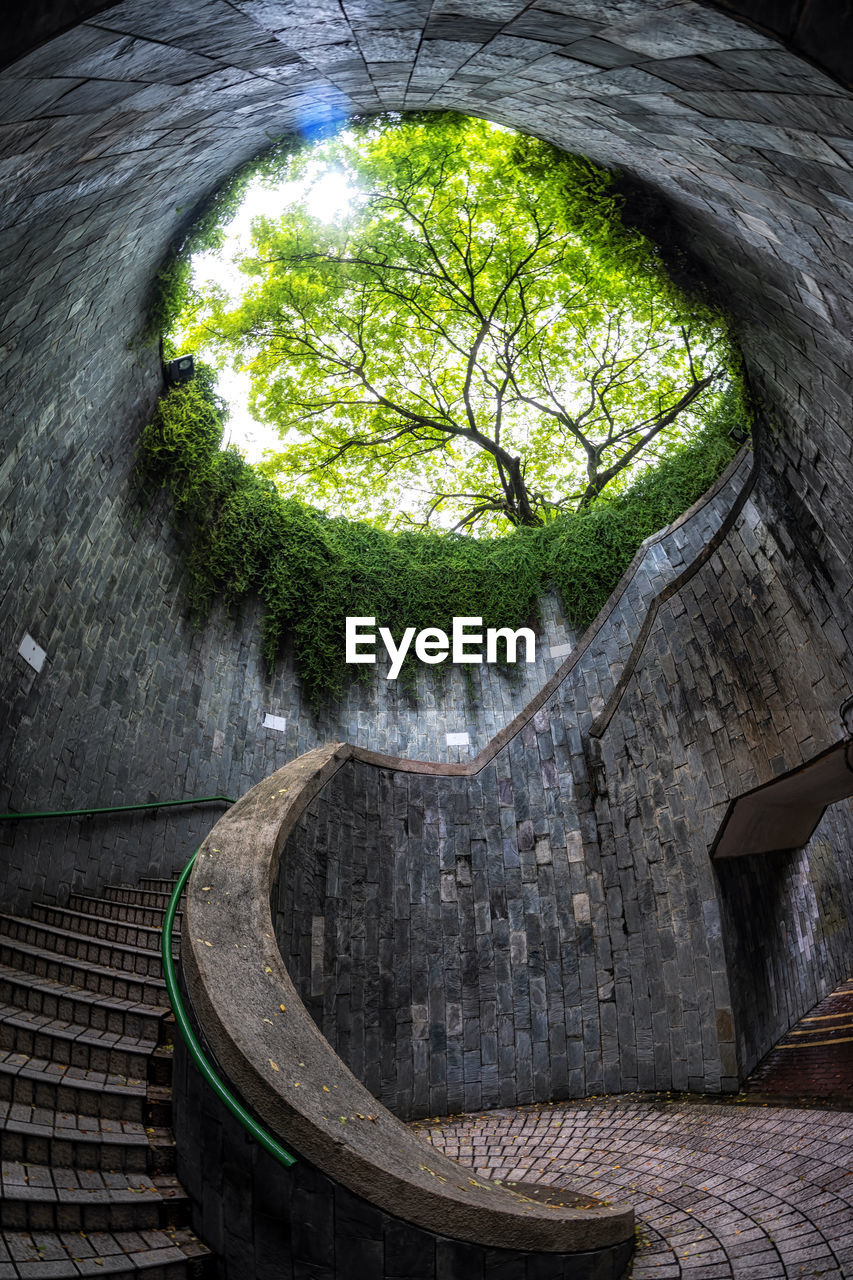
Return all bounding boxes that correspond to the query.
[0,1003,157,1079]
[0,915,163,978]
[145,1123,178,1175]
[138,879,180,894]
[69,892,177,929]
[0,869,214,1277]
[0,1049,150,1122]
[0,933,168,1005]
[149,1042,175,1090]
[146,1084,174,1128]
[0,1226,213,1278]
[0,1099,152,1172]
[104,885,174,911]
[0,1163,191,1232]
[0,963,168,1041]
[32,903,165,953]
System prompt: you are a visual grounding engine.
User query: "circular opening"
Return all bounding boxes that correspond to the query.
[139,112,750,705]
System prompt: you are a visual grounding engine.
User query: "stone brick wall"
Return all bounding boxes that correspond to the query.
[717,799,853,1078]
[0,524,576,911]
[270,451,850,1110]
[3,1,853,925]
[706,0,852,89]
[175,747,637,1280]
[594,471,853,1084]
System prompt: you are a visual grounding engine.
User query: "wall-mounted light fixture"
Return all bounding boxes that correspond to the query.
[164,354,195,387]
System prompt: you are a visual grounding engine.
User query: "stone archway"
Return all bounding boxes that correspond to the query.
[2,7,853,1277]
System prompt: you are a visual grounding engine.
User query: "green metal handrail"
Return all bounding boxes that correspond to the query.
[0,796,235,822]
[162,848,297,1169]
[0,793,297,1168]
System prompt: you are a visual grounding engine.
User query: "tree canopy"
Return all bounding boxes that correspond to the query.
[178,113,733,534]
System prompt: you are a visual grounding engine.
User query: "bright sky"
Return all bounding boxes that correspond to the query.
[180,164,360,462]
[173,151,469,529]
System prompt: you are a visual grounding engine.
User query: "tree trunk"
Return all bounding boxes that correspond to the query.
[505,458,543,526]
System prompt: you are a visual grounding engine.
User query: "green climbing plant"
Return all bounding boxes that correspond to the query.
[136,365,742,707]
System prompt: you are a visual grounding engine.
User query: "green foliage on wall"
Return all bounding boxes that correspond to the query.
[136,366,741,707]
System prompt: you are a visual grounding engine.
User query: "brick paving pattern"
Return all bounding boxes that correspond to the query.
[413,1098,853,1278]
[746,978,853,1104]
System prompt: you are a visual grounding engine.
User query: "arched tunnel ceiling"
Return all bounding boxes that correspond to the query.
[5,0,852,87]
[1,0,852,635]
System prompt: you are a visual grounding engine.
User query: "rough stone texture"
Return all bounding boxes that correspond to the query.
[1,0,850,1131]
[717,801,853,1078]
[707,0,853,90]
[273,452,853,1111]
[595,481,853,1084]
[0,574,576,914]
[3,4,853,1276]
[177,747,634,1278]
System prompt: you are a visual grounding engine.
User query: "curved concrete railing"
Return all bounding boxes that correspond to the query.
[182,742,635,1256]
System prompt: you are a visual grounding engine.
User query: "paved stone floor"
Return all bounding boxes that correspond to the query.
[412,1098,853,1278]
[746,980,853,1105]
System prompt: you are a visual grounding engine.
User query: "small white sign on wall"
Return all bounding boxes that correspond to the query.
[446,731,470,747]
[18,632,46,673]
[549,641,573,659]
[263,713,287,733]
